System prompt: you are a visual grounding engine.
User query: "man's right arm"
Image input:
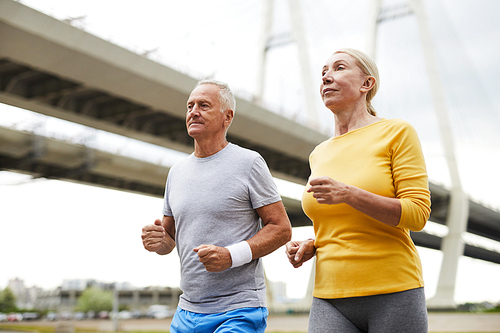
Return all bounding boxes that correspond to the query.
[141,215,176,255]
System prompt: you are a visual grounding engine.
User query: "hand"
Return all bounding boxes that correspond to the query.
[285,239,315,268]
[193,244,232,272]
[307,176,349,205]
[141,219,166,253]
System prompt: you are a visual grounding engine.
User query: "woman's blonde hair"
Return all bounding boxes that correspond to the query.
[334,48,380,116]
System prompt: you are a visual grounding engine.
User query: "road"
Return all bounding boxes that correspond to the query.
[3,313,500,332]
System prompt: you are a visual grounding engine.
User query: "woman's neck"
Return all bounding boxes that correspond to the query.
[333,108,380,137]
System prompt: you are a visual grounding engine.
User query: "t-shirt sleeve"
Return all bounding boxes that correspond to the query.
[162,173,173,217]
[248,155,282,209]
[392,122,431,231]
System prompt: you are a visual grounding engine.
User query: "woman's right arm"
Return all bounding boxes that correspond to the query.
[285,239,315,268]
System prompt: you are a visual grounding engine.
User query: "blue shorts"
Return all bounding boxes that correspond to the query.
[170,306,268,333]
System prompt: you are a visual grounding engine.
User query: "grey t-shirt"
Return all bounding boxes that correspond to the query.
[163,143,281,314]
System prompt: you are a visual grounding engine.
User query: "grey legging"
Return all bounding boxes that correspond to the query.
[308,288,428,333]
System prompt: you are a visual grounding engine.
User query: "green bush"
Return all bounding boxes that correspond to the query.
[76,287,113,313]
[484,303,500,313]
[0,287,17,313]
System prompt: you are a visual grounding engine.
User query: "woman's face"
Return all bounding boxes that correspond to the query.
[320,52,368,110]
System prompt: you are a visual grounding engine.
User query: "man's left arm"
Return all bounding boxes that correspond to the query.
[194,201,292,272]
[248,201,292,259]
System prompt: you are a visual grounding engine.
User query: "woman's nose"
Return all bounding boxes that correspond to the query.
[322,73,333,84]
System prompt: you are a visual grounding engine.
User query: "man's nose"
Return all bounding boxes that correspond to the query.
[188,105,201,115]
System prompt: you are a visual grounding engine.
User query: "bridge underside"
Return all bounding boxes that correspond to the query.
[1,1,499,266]
[1,126,499,264]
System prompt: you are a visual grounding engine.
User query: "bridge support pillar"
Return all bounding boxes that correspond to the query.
[255,0,318,127]
[365,0,382,59]
[368,0,470,308]
[411,0,469,309]
[427,190,469,309]
[409,0,470,309]
[303,258,315,308]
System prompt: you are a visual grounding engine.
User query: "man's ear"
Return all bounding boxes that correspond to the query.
[360,76,375,93]
[224,109,234,126]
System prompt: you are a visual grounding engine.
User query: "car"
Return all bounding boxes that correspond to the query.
[146,305,174,319]
[109,311,118,319]
[86,311,96,319]
[130,310,143,319]
[46,312,59,321]
[60,312,73,320]
[73,312,85,320]
[98,311,109,319]
[22,312,38,321]
[0,313,8,322]
[118,310,132,320]
[7,313,23,322]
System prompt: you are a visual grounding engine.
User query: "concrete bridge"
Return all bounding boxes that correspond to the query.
[1,0,499,309]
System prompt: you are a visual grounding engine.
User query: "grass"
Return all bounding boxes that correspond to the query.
[0,324,53,333]
[0,324,97,333]
[0,324,301,333]
[1,323,499,333]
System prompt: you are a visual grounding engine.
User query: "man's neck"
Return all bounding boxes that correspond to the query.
[193,137,229,158]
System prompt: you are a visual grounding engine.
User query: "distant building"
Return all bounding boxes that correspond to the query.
[35,284,181,313]
[8,278,41,309]
[61,279,89,291]
[7,278,181,313]
[269,281,288,302]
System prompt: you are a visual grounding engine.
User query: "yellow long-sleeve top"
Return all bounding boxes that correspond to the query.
[302,118,431,299]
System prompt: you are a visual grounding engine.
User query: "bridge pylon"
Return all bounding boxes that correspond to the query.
[366,0,469,309]
[254,0,318,128]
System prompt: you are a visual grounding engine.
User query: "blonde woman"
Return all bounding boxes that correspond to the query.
[286,49,431,332]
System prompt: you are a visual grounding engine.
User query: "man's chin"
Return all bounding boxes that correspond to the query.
[187,127,202,138]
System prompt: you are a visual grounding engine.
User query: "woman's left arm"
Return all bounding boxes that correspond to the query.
[307,177,402,227]
[308,122,431,230]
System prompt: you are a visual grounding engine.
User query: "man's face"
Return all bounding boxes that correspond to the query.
[186,84,228,140]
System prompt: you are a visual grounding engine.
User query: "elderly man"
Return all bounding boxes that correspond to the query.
[141,80,292,333]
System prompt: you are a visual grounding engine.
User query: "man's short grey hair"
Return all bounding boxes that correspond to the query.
[195,79,236,114]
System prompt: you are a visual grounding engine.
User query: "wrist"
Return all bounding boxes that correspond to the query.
[157,236,175,255]
[342,184,355,205]
[226,241,252,268]
[307,238,316,252]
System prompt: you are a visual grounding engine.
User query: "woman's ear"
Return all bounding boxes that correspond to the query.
[360,76,375,92]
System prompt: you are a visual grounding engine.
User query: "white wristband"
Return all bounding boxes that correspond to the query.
[226,241,252,268]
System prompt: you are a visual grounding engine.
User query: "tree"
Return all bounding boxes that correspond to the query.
[0,287,17,312]
[76,287,113,313]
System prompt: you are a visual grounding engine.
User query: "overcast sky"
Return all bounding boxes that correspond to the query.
[1,0,500,304]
